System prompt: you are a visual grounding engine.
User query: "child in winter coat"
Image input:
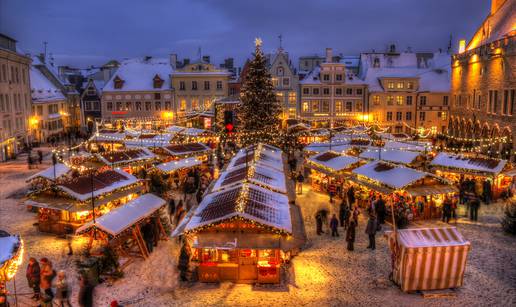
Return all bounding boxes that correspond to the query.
[54,270,71,307]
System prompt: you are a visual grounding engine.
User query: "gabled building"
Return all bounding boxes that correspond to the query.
[450,0,515,160]
[361,47,451,134]
[299,48,368,127]
[267,48,299,120]
[0,33,31,160]
[80,78,103,133]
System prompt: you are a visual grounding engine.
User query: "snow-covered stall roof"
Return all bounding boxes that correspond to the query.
[30,66,66,103]
[57,169,139,202]
[383,140,430,152]
[75,193,166,236]
[161,142,212,157]
[352,160,427,190]
[227,145,283,171]
[124,133,173,148]
[303,142,352,154]
[0,231,21,269]
[166,126,185,133]
[179,127,213,137]
[213,163,287,194]
[394,227,470,248]
[307,151,361,173]
[93,130,126,142]
[183,182,292,234]
[96,148,156,166]
[155,158,201,173]
[103,57,173,92]
[430,153,507,175]
[26,163,70,182]
[360,149,420,165]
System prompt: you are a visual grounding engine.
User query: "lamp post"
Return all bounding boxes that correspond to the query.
[90,169,97,239]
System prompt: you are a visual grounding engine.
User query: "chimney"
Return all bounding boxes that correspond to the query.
[170,53,177,69]
[325,48,333,63]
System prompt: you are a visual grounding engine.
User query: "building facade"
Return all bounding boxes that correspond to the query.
[361,50,451,134]
[0,34,31,160]
[80,78,103,133]
[449,0,515,160]
[299,48,368,127]
[267,49,299,120]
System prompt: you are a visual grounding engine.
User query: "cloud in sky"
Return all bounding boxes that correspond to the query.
[0,0,489,68]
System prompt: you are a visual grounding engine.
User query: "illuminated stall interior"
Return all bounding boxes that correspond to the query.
[96,148,157,174]
[306,151,362,194]
[25,170,144,235]
[153,142,212,161]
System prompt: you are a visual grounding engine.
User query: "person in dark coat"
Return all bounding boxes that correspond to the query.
[177,243,191,282]
[330,214,339,237]
[346,186,355,207]
[26,257,41,299]
[37,150,43,164]
[338,201,349,228]
[142,222,154,253]
[469,196,480,221]
[482,179,492,204]
[315,213,324,235]
[365,213,378,250]
[296,173,304,195]
[346,220,356,251]
[375,195,386,224]
[442,196,452,223]
[77,275,93,307]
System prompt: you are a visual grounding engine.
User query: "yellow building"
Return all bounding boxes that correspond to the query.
[0,34,32,160]
[450,0,515,160]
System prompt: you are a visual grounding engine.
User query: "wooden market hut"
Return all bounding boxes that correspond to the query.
[124,133,174,148]
[26,163,71,192]
[359,148,423,167]
[225,144,284,172]
[96,148,157,173]
[25,169,144,235]
[177,128,218,144]
[386,227,471,292]
[76,193,167,261]
[303,142,352,156]
[0,231,23,283]
[306,151,362,194]
[154,142,212,161]
[349,160,457,219]
[213,162,287,194]
[91,129,126,151]
[429,152,511,198]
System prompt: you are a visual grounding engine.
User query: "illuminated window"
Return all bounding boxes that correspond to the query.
[387,96,394,105]
[204,99,211,110]
[302,102,309,112]
[180,99,186,111]
[407,82,414,89]
[192,99,199,110]
[335,101,343,112]
[387,82,394,89]
[276,92,284,102]
[373,95,380,105]
[311,101,320,112]
[272,77,279,87]
[396,96,403,105]
[397,82,404,89]
[288,108,296,118]
[288,92,296,104]
[321,101,330,112]
[441,111,447,120]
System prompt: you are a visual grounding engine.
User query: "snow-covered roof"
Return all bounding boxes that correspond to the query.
[183,182,292,234]
[0,232,21,268]
[103,57,173,92]
[466,0,514,50]
[124,133,173,148]
[307,151,360,172]
[96,148,156,166]
[430,153,507,175]
[161,142,212,157]
[27,163,70,182]
[303,142,352,154]
[76,193,166,236]
[57,169,139,202]
[227,144,284,171]
[179,127,213,136]
[352,160,427,190]
[394,227,470,248]
[383,140,430,152]
[300,65,364,85]
[155,157,201,173]
[93,130,126,142]
[360,149,420,165]
[166,125,185,133]
[30,66,66,103]
[213,163,287,194]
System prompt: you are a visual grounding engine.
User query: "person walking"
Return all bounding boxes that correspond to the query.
[315,213,324,235]
[347,186,355,207]
[375,195,386,224]
[338,200,349,228]
[26,257,41,300]
[54,271,71,307]
[365,213,378,250]
[482,179,492,204]
[78,275,93,307]
[346,220,356,251]
[39,258,55,299]
[296,173,304,195]
[352,206,360,226]
[469,196,480,221]
[330,214,339,237]
[37,150,43,164]
[442,196,452,223]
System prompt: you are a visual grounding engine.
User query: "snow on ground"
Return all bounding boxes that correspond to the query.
[1,151,515,306]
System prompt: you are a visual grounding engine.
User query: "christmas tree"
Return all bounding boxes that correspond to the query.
[238,38,282,146]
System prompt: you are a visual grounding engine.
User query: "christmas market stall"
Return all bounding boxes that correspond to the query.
[429,152,510,198]
[25,169,144,235]
[359,149,423,167]
[91,129,126,152]
[76,193,168,260]
[0,231,23,284]
[305,151,362,194]
[154,157,202,187]
[177,127,218,144]
[303,142,352,156]
[225,143,284,172]
[213,162,287,194]
[124,133,174,148]
[154,142,212,161]
[96,148,157,173]
[350,161,457,223]
[386,227,470,292]
[26,163,71,191]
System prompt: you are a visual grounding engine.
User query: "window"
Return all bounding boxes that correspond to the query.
[37,105,43,116]
[509,89,515,116]
[192,81,198,90]
[345,101,353,112]
[180,99,186,111]
[396,111,402,121]
[282,77,290,86]
[107,102,113,111]
[407,82,413,89]
[396,96,403,105]
[323,88,330,95]
[419,96,427,105]
[302,102,309,112]
[346,88,353,95]
[373,95,380,105]
[84,101,92,111]
[153,93,160,100]
[336,74,342,81]
[313,88,320,95]
[135,101,142,111]
[323,74,330,81]
[302,88,308,95]
[406,96,413,105]
[179,81,185,90]
[204,98,211,110]
[288,92,296,104]
[356,88,363,95]
[311,101,320,112]
[272,77,279,87]
[277,67,284,76]
[441,111,447,120]
[145,101,152,111]
[335,88,342,95]
[192,99,199,110]
[443,95,449,106]
[155,101,161,111]
[321,101,330,112]
[386,112,393,121]
[204,81,210,90]
[216,81,223,90]
[488,90,493,113]
[116,101,122,111]
[493,90,498,113]
[87,87,96,96]
[124,102,131,110]
[397,82,404,89]
[419,111,426,121]
[387,96,394,105]
[405,112,412,120]
[276,92,284,102]
[165,101,171,110]
[0,95,3,112]
[387,82,394,89]
[335,101,343,112]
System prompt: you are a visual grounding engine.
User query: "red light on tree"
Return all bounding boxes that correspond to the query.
[225,123,234,132]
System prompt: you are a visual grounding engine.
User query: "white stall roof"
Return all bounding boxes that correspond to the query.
[360,149,420,165]
[352,160,427,189]
[308,151,360,172]
[76,193,166,236]
[27,163,70,182]
[304,142,351,154]
[213,163,287,194]
[155,158,201,173]
[430,153,507,175]
[395,227,470,248]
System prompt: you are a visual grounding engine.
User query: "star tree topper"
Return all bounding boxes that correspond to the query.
[254,37,263,47]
